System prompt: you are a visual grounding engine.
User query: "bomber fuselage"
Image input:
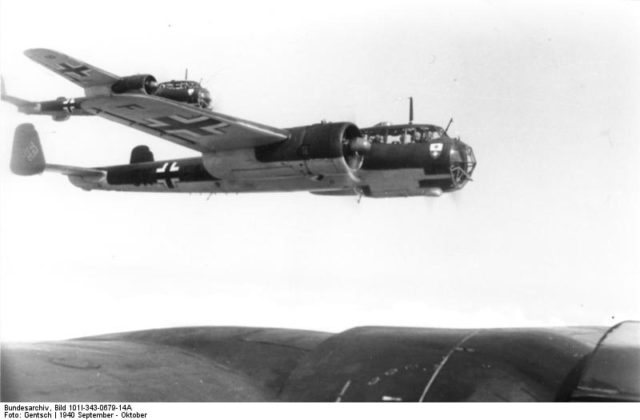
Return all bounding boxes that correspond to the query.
[69,123,476,198]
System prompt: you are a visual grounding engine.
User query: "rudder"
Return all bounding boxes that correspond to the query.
[11,123,45,175]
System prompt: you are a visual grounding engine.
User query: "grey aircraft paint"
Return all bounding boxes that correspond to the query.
[2,322,638,402]
[3,48,476,198]
[10,122,475,197]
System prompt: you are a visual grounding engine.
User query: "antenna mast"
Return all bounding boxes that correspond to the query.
[409,96,414,125]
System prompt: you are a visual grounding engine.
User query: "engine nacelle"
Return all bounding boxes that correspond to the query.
[111,74,158,95]
[204,122,367,182]
[256,122,367,172]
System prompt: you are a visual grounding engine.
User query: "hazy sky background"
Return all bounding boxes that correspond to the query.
[0,0,638,341]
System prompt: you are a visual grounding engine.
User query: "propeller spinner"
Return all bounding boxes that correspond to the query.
[343,135,371,170]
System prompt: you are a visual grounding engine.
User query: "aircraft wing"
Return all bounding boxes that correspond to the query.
[3,323,638,402]
[24,48,120,88]
[24,48,290,152]
[80,94,290,152]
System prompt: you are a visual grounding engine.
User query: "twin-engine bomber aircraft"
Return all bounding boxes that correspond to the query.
[3,49,476,198]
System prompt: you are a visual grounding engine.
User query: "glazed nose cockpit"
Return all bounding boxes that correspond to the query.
[449,140,476,188]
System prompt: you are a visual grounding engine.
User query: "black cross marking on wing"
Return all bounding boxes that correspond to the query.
[58,63,91,78]
[146,115,229,138]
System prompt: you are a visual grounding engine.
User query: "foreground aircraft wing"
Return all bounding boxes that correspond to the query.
[24,48,120,88]
[80,94,290,152]
[2,322,639,401]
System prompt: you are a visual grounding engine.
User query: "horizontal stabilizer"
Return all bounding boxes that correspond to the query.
[45,164,105,178]
[11,123,105,178]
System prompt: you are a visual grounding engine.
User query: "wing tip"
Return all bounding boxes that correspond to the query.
[24,48,60,60]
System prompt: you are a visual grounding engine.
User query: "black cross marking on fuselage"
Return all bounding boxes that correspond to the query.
[146,115,228,138]
[155,161,180,188]
[58,63,91,78]
[62,98,77,113]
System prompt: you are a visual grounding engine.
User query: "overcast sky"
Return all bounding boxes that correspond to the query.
[0,0,638,341]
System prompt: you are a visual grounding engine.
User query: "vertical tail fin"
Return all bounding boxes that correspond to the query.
[10,123,106,181]
[1,76,33,108]
[11,123,46,175]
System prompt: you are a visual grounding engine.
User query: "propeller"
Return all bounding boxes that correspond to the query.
[349,136,372,154]
[144,77,158,94]
[343,135,372,171]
